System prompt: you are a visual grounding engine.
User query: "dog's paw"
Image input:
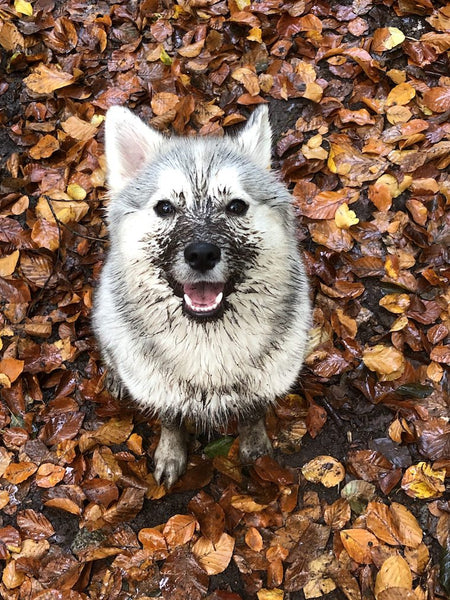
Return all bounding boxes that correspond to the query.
[153,426,187,489]
[239,420,273,465]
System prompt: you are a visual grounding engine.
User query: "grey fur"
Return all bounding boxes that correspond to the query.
[92,105,311,487]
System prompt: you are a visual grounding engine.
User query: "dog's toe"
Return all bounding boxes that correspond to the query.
[154,456,186,488]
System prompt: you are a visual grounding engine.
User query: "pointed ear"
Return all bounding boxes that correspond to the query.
[104,106,165,195]
[233,105,272,169]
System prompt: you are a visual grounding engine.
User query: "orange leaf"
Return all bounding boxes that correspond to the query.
[0,357,24,384]
[138,527,169,559]
[340,529,379,563]
[35,463,66,488]
[245,527,263,552]
[192,532,235,575]
[4,461,37,484]
[24,64,75,94]
[163,514,197,548]
[423,87,450,113]
[375,556,412,597]
[29,135,60,159]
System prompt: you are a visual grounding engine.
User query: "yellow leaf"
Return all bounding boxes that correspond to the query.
[247,27,262,43]
[14,0,33,16]
[386,83,416,107]
[235,0,250,8]
[303,82,323,102]
[401,462,446,499]
[386,27,405,49]
[379,293,410,314]
[334,203,359,229]
[67,184,87,200]
[159,46,172,65]
[257,590,284,600]
[302,456,345,488]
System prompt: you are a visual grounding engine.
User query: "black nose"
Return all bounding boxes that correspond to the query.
[184,242,221,273]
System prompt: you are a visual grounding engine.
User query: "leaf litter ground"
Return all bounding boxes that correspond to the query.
[0,0,449,599]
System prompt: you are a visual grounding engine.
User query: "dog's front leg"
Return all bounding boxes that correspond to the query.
[153,421,187,488]
[238,414,273,466]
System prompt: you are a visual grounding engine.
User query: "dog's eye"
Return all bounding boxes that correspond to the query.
[154,200,176,217]
[226,199,248,216]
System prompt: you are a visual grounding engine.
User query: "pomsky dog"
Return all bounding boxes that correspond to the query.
[92,105,311,487]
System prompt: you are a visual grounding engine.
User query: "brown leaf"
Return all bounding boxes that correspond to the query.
[103,488,145,525]
[423,87,450,112]
[390,502,423,548]
[29,135,60,159]
[323,499,351,530]
[138,527,169,560]
[375,556,412,597]
[24,64,75,94]
[17,508,55,540]
[160,546,209,600]
[163,514,197,549]
[308,221,354,252]
[366,501,401,546]
[31,218,60,251]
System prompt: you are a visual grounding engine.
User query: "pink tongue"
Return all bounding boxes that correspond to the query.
[184,282,224,306]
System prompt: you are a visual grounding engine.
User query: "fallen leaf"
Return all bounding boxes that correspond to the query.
[401,462,446,499]
[192,532,235,575]
[24,64,75,94]
[302,456,345,487]
[340,529,379,564]
[375,555,412,597]
[362,345,405,380]
[163,514,197,549]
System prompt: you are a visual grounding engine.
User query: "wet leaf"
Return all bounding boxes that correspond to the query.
[340,529,379,564]
[163,514,197,549]
[401,462,446,499]
[375,556,412,597]
[302,456,345,488]
[192,532,235,575]
[24,64,75,94]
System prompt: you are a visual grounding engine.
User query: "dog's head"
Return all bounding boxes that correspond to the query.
[104,105,295,321]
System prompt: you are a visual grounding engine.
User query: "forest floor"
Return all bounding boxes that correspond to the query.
[0,0,449,599]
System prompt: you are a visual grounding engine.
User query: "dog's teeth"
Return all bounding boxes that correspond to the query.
[184,291,223,314]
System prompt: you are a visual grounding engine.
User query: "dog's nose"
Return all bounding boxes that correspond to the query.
[184,242,221,273]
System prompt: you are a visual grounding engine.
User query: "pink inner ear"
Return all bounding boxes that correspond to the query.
[117,135,148,179]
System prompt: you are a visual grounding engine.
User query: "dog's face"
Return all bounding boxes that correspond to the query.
[104,106,294,321]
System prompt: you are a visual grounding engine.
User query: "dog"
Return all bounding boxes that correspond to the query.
[92,104,311,487]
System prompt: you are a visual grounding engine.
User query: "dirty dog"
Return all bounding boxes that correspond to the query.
[92,105,311,487]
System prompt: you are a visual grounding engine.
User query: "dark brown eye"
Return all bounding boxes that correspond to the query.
[154,200,176,217]
[226,199,248,216]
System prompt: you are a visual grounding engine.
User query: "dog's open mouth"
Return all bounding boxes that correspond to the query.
[183,282,225,317]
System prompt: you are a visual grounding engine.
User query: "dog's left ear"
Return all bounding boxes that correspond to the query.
[233,105,272,169]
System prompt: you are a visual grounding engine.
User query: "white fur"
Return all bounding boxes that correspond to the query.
[93,106,311,429]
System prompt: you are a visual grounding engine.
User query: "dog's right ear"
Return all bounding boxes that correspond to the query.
[104,106,165,195]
